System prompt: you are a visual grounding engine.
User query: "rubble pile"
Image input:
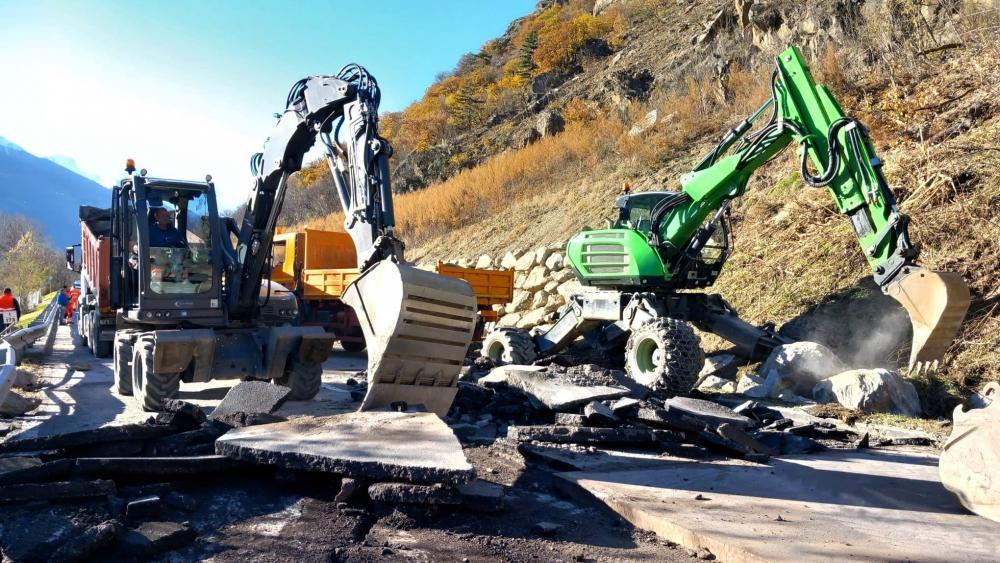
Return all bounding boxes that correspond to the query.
[449,357,939,468]
[0,383,503,560]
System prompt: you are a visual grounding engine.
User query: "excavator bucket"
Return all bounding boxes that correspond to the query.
[342,260,477,416]
[883,267,971,373]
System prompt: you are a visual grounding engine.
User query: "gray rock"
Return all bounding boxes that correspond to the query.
[160,399,207,430]
[335,477,364,503]
[813,369,921,416]
[584,401,620,427]
[535,109,565,137]
[736,373,768,397]
[125,496,162,522]
[215,411,475,485]
[368,482,461,505]
[486,368,629,412]
[0,391,42,416]
[699,353,739,380]
[210,381,291,420]
[457,480,505,512]
[609,397,641,416]
[753,431,825,455]
[75,455,241,477]
[554,413,586,426]
[663,397,751,429]
[47,519,123,563]
[119,521,197,556]
[760,342,846,398]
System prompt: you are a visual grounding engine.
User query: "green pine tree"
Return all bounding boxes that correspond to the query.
[517,31,538,80]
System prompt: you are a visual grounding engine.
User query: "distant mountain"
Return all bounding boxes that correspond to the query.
[0,136,111,246]
[46,155,104,184]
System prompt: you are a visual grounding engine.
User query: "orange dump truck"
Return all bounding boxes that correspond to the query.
[271,229,365,351]
[273,228,514,348]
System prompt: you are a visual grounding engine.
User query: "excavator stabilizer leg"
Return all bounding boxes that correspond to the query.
[342,260,477,416]
[884,267,971,373]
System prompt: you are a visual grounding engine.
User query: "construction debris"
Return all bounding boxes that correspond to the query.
[480,364,630,411]
[508,425,669,446]
[210,381,291,421]
[215,411,475,485]
[47,519,124,563]
[0,479,116,503]
[74,455,242,477]
[0,422,176,453]
[119,521,197,556]
[368,482,462,505]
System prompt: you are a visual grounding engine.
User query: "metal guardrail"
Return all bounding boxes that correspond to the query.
[0,298,61,408]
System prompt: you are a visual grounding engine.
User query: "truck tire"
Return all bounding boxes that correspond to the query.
[625,317,704,396]
[131,337,180,411]
[86,312,112,358]
[275,358,322,400]
[481,328,537,365]
[113,336,133,396]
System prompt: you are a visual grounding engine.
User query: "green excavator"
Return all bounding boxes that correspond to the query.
[482,46,971,394]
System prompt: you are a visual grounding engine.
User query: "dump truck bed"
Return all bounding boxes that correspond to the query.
[435,263,514,310]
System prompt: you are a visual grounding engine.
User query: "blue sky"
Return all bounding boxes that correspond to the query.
[0,0,535,208]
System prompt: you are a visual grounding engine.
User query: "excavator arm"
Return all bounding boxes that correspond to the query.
[232,65,477,415]
[658,46,970,372]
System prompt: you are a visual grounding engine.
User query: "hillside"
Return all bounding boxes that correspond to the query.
[0,136,110,245]
[300,0,999,411]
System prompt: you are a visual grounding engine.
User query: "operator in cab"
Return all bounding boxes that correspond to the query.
[149,207,187,248]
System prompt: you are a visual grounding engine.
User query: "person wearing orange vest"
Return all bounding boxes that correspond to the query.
[65,286,81,324]
[0,288,21,332]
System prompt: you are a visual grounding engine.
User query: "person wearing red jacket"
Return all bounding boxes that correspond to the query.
[0,288,21,332]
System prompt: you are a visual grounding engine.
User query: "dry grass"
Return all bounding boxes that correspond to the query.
[311,118,621,246]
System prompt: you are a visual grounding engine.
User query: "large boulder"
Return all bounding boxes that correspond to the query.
[530,291,548,310]
[500,250,522,270]
[475,254,493,269]
[509,290,532,313]
[544,252,564,270]
[516,308,550,329]
[812,369,922,417]
[514,251,536,272]
[535,110,565,137]
[760,342,846,398]
[556,279,584,300]
[522,266,549,291]
[533,247,555,267]
[736,372,767,398]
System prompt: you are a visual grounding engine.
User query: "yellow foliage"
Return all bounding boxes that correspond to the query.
[534,13,611,73]
[562,98,599,124]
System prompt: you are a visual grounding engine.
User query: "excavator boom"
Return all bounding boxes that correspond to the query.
[244,66,477,415]
[681,47,971,371]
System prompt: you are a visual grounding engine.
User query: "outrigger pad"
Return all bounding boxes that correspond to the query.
[342,261,477,417]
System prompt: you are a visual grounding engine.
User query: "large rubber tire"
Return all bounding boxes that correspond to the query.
[131,337,180,411]
[95,336,112,359]
[481,328,538,365]
[86,312,112,358]
[85,311,95,353]
[274,358,322,400]
[625,317,704,396]
[113,336,134,396]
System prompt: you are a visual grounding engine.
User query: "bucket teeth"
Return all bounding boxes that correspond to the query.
[884,267,970,373]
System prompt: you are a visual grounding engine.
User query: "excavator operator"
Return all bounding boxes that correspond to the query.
[148,207,187,248]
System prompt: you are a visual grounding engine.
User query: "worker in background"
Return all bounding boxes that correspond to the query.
[149,207,187,248]
[0,288,21,332]
[55,286,70,325]
[65,285,80,324]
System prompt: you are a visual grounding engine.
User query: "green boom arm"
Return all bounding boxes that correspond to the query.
[661,46,913,287]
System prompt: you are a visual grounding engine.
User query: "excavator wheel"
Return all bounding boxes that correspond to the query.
[339,338,367,354]
[275,358,322,400]
[131,336,180,411]
[113,334,133,396]
[625,317,704,396]
[482,328,538,365]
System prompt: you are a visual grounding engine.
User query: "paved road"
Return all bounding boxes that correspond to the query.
[7,322,367,441]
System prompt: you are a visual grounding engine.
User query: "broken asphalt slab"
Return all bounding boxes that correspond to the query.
[481,365,630,411]
[558,449,1000,562]
[0,479,116,503]
[0,423,176,453]
[508,425,680,446]
[215,411,475,485]
[209,381,291,420]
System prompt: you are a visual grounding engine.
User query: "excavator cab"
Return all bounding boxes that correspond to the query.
[113,176,227,326]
